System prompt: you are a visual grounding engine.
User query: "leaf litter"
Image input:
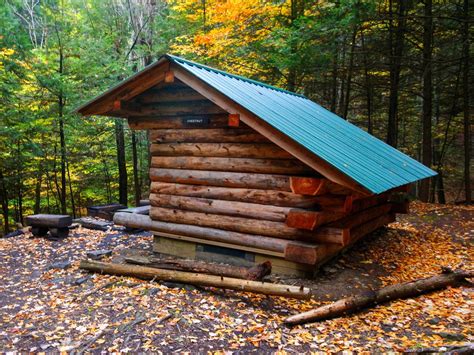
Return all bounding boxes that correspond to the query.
[0,202,472,352]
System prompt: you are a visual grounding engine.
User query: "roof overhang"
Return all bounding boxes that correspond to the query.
[75,56,171,116]
[75,54,373,195]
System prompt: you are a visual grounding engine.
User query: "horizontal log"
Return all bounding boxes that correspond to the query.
[150,168,291,190]
[114,212,324,265]
[329,203,393,229]
[125,255,271,281]
[150,143,293,159]
[149,128,269,143]
[149,206,345,243]
[131,100,227,117]
[350,193,389,213]
[149,169,331,196]
[150,156,312,175]
[290,177,352,196]
[149,193,291,222]
[80,260,311,299]
[115,212,285,252]
[348,212,395,242]
[139,87,207,103]
[128,114,235,130]
[150,182,327,208]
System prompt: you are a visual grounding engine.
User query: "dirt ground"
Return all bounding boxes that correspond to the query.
[0,202,472,352]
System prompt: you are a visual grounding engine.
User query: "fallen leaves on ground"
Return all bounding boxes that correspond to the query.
[0,203,472,352]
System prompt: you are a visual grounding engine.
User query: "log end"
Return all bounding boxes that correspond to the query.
[284,242,320,265]
[290,177,326,195]
[286,209,318,230]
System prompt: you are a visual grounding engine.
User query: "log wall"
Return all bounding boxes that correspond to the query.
[128,82,403,270]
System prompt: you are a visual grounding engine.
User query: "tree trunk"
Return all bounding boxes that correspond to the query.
[361,30,373,134]
[16,141,23,224]
[284,268,473,325]
[58,42,67,215]
[387,0,407,147]
[131,131,141,206]
[342,28,357,119]
[67,159,76,218]
[330,44,338,112]
[462,0,471,203]
[34,161,42,214]
[419,0,433,202]
[125,255,272,281]
[115,119,128,205]
[79,260,311,299]
[0,170,9,235]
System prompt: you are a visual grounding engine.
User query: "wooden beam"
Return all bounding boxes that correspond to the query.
[150,156,313,175]
[149,206,345,243]
[138,87,207,104]
[149,142,293,159]
[228,113,240,127]
[130,100,226,117]
[150,193,291,222]
[114,212,286,253]
[149,128,268,143]
[164,70,174,83]
[150,182,331,208]
[78,60,169,116]
[172,63,370,195]
[128,114,233,130]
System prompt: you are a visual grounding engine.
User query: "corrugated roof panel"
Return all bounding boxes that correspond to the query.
[168,54,437,194]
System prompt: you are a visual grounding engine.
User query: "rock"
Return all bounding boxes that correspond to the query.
[4,230,24,238]
[74,217,112,231]
[86,249,112,260]
[49,260,71,270]
[72,276,90,285]
[437,332,466,341]
[148,288,161,296]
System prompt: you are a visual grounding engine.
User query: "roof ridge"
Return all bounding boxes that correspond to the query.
[166,54,307,99]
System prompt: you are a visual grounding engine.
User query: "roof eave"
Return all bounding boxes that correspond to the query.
[75,55,171,116]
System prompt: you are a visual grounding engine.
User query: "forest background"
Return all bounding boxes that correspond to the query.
[0,0,471,235]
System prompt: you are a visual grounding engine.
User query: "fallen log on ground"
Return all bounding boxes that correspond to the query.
[284,268,473,325]
[79,260,310,299]
[125,255,272,281]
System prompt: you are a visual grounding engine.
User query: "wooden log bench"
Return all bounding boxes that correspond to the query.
[25,214,73,238]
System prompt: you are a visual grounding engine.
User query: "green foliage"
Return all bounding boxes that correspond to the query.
[0,0,471,234]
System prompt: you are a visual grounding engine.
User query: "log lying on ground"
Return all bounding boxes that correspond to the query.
[79,260,311,299]
[125,255,272,281]
[284,268,473,325]
[150,156,312,175]
[150,142,293,159]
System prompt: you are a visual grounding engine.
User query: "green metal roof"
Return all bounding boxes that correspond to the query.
[167,54,437,194]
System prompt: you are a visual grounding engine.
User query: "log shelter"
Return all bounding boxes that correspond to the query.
[77,54,437,276]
